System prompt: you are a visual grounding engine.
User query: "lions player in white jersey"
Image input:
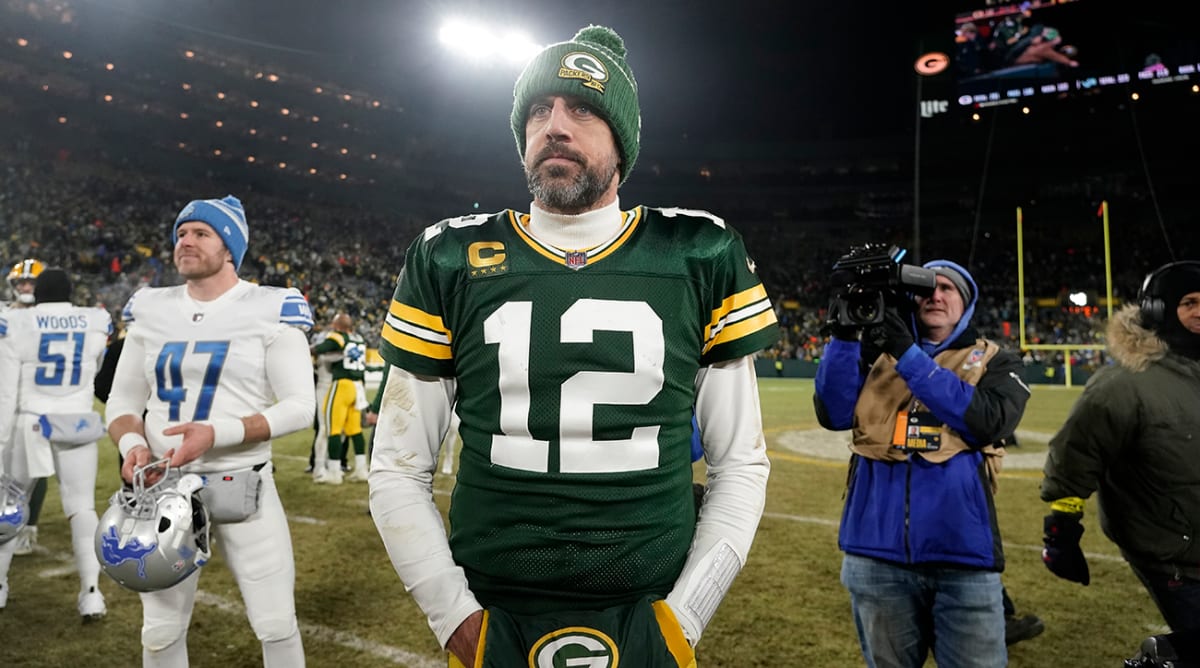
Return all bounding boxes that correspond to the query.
[105,195,315,667]
[0,269,111,619]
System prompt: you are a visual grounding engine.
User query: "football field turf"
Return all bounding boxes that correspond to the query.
[0,380,1165,666]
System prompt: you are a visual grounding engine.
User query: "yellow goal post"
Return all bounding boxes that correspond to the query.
[1015,200,1114,387]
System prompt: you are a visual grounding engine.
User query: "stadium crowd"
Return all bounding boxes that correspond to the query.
[4,144,1184,373]
[0,151,409,343]
[3,0,1193,370]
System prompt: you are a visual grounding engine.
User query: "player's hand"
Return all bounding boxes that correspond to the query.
[160,422,217,468]
[1042,511,1090,585]
[366,411,379,426]
[121,444,154,484]
[447,609,484,666]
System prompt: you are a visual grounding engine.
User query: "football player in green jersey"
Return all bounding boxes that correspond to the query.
[311,312,371,484]
[369,25,779,668]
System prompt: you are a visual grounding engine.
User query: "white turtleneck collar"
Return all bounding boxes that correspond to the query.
[525,198,624,251]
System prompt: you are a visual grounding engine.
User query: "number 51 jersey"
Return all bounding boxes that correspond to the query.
[0,303,112,414]
[380,206,779,613]
[121,280,313,471]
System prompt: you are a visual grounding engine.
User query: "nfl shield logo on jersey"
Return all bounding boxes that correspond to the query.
[566,252,588,269]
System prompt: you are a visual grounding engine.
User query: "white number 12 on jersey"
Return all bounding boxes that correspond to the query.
[484,299,664,473]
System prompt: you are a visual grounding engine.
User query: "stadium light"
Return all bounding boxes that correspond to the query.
[1069,291,1088,306]
[438,19,542,66]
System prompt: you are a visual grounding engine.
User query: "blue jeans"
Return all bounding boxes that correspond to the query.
[841,554,1006,668]
[1128,562,1200,632]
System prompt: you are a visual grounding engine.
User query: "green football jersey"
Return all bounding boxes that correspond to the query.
[379,206,778,614]
[313,330,368,382]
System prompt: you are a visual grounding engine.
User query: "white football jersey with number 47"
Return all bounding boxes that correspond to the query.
[120,280,313,471]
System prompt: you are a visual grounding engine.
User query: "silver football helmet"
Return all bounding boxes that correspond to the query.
[95,459,212,592]
[0,474,29,545]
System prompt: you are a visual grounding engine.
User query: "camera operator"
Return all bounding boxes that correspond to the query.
[814,258,1031,668]
[1042,261,1200,642]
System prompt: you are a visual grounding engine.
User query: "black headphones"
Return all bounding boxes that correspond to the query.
[1139,261,1200,329]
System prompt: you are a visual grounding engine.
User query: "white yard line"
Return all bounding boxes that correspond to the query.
[193,591,443,668]
[35,547,441,667]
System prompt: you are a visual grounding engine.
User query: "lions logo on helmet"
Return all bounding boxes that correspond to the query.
[0,474,30,545]
[7,258,45,305]
[95,460,212,592]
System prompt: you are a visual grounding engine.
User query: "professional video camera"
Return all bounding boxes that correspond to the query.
[827,244,937,327]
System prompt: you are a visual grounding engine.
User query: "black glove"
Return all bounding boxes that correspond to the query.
[1042,511,1090,585]
[865,309,914,358]
[829,322,862,342]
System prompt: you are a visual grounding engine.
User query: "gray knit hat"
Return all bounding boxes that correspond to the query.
[511,25,641,183]
[928,264,975,305]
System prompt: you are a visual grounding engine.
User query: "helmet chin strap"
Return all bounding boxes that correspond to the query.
[15,293,34,304]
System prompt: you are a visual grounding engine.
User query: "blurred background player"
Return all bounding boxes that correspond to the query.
[311,312,370,484]
[3,258,48,556]
[307,320,345,480]
[0,268,112,620]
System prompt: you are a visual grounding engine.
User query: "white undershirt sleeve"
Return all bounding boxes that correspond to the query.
[260,325,317,438]
[104,328,151,428]
[368,365,480,648]
[666,354,771,645]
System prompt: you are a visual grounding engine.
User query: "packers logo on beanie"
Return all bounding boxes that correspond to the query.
[173,195,249,270]
[511,25,641,184]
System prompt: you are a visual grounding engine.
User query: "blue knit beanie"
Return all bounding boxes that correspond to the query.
[173,195,248,270]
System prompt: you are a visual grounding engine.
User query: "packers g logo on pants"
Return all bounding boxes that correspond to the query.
[529,627,619,668]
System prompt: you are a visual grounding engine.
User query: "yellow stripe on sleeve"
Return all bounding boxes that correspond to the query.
[381,324,453,360]
[388,300,450,339]
[703,308,778,354]
[704,284,770,340]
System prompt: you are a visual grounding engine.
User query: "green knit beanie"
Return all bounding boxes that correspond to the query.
[511,25,641,184]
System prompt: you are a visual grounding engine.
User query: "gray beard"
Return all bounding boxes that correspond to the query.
[525,160,618,214]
